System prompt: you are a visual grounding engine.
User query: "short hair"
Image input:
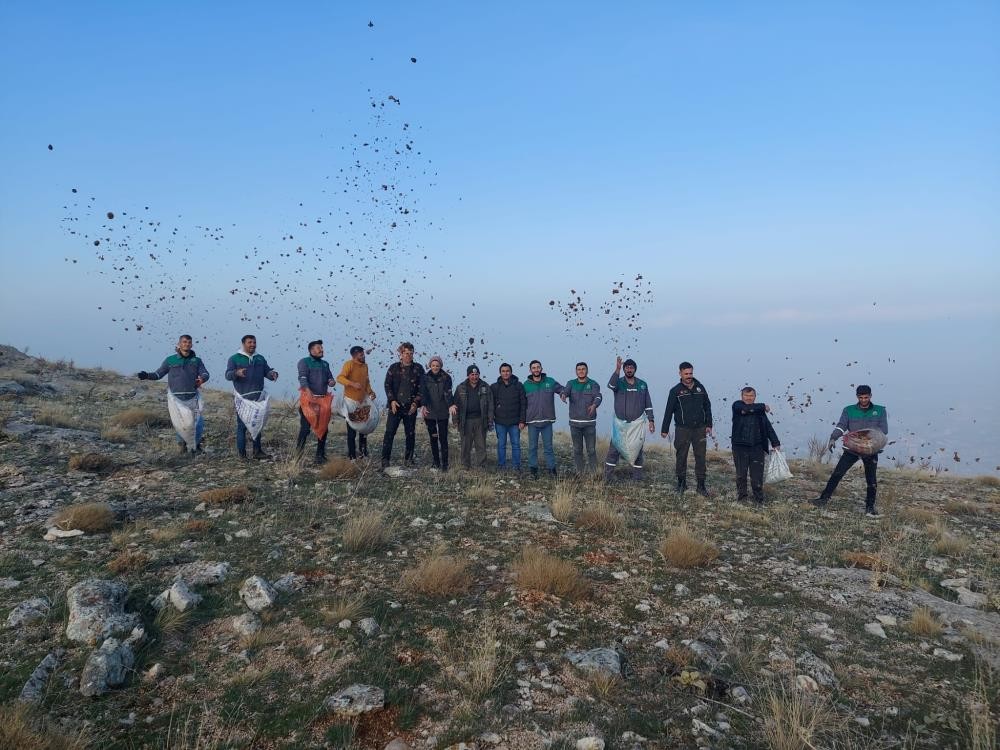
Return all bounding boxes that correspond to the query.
[529,359,542,368]
[307,339,323,350]
[741,386,756,394]
[179,334,192,342]
[398,342,414,353]
[350,345,364,356]
[499,362,512,372]
[241,334,256,344]
[856,384,872,396]
[679,361,693,371]
[576,361,588,370]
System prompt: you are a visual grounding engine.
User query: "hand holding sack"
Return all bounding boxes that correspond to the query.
[843,428,887,456]
[234,392,270,440]
[611,416,647,466]
[300,390,335,440]
[763,450,793,483]
[167,392,202,450]
[341,396,381,435]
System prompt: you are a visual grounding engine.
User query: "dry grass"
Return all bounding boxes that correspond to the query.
[342,510,392,554]
[964,665,997,750]
[111,407,170,428]
[322,594,367,624]
[0,704,88,750]
[51,502,115,532]
[575,500,624,534]
[154,604,192,636]
[975,474,1000,488]
[198,485,253,505]
[458,616,511,700]
[67,452,116,473]
[728,506,767,526]
[183,519,212,534]
[662,645,697,672]
[840,550,888,572]
[150,524,185,543]
[100,424,132,442]
[33,405,81,428]
[550,483,574,522]
[899,506,939,525]
[944,499,992,516]
[759,683,835,750]
[107,549,150,575]
[111,520,152,549]
[401,548,472,598]
[659,524,719,569]
[512,547,588,601]
[588,671,620,699]
[934,532,971,557]
[907,607,944,637]
[318,457,360,480]
[466,476,495,502]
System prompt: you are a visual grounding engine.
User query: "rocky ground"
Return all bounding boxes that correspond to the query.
[1,345,997,749]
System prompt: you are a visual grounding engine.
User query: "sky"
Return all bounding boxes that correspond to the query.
[1,2,998,472]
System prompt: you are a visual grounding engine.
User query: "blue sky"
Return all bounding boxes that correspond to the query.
[1,2,998,469]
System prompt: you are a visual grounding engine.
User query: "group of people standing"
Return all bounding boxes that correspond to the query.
[136,335,889,516]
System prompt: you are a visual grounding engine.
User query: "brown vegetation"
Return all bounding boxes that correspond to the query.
[341,510,392,553]
[659,524,719,568]
[198,485,253,505]
[107,549,150,575]
[51,502,115,532]
[67,452,116,473]
[907,606,944,637]
[318,457,360,480]
[401,548,472,598]
[111,407,170,429]
[512,547,588,600]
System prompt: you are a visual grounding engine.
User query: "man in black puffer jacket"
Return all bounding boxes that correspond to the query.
[730,387,780,504]
[661,361,714,495]
[491,363,526,471]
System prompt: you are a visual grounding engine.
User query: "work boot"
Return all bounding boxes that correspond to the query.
[696,480,710,497]
[752,492,765,506]
[865,504,880,519]
[736,493,749,504]
[252,449,270,460]
[530,467,539,480]
[549,467,557,478]
[676,477,687,493]
[809,495,830,508]
[315,451,327,465]
[604,466,614,483]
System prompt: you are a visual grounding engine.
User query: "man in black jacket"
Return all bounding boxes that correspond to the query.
[730,387,780,504]
[451,365,494,470]
[661,361,714,496]
[491,363,526,471]
[381,342,425,469]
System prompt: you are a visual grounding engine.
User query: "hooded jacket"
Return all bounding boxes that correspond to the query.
[565,377,603,425]
[420,369,454,421]
[523,373,565,424]
[661,378,713,431]
[730,402,779,450]
[607,372,653,422]
[453,378,494,432]
[225,352,277,400]
[491,375,527,426]
[149,351,209,400]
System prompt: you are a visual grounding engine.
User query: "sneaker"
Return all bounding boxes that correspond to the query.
[809,497,829,508]
[865,507,881,519]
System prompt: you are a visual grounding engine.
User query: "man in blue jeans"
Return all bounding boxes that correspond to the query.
[491,363,526,471]
[523,359,566,479]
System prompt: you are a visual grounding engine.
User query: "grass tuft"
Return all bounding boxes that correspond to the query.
[111,407,170,428]
[899,506,939,525]
[67,452,116,473]
[575,500,624,534]
[659,524,719,568]
[107,549,150,575]
[183,519,211,534]
[840,550,887,571]
[907,606,944,637]
[100,424,132,443]
[33,405,82,428]
[512,547,588,600]
[51,502,115,532]
[466,476,495,502]
[0,704,88,750]
[401,548,472,598]
[322,594,366,624]
[342,510,392,554]
[759,683,834,750]
[198,485,253,505]
[318,457,360,480]
[974,474,1000,488]
[550,483,574,522]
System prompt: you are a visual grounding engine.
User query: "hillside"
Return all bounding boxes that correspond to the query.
[0,346,997,749]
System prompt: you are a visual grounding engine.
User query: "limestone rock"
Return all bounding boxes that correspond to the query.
[66,579,141,645]
[231,612,262,637]
[272,572,307,594]
[80,637,136,696]
[576,739,605,750]
[6,597,50,628]
[359,617,380,636]
[239,576,277,612]
[18,649,64,703]
[324,683,385,716]
[864,622,887,639]
[167,579,202,612]
[173,561,230,586]
[565,647,621,677]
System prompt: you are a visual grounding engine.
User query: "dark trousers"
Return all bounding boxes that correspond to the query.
[382,410,417,462]
[346,425,368,459]
[823,451,878,505]
[460,417,487,469]
[733,445,765,501]
[675,426,708,481]
[424,418,449,469]
[236,415,262,456]
[571,424,598,473]
[296,409,327,457]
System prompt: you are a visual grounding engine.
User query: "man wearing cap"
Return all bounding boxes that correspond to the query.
[421,355,454,471]
[296,339,336,464]
[565,362,603,475]
[661,361,714,496]
[523,359,566,478]
[810,385,888,517]
[336,345,377,460]
[604,357,655,481]
[451,364,494,470]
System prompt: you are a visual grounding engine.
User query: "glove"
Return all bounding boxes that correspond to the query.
[137,371,149,380]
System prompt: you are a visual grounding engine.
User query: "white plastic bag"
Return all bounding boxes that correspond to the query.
[341,396,381,435]
[764,450,793,483]
[611,416,647,466]
[233,391,270,440]
[167,391,202,450]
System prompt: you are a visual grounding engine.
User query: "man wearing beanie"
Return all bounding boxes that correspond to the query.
[604,357,655,481]
[421,355,454,471]
[451,364,494,470]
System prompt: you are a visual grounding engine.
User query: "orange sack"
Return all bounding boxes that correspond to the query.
[299,390,333,440]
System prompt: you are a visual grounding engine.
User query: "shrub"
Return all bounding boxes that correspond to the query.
[51,502,115,532]
[550,483,574,522]
[512,547,588,601]
[183,519,211,533]
[318,458,360,480]
[342,511,392,554]
[107,549,150,575]
[401,549,472,598]
[907,607,944,637]
[575,501,624,534]
[198,485,253,505]
[659,525,719,568]
[33,405,80,428]
[840,551,887,571]
[111,407,170,428]
[67,452,116,473]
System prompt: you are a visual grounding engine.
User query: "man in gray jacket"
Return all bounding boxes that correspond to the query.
[604,357,655,482]
[564,362,603,475]
[523,360,566,479]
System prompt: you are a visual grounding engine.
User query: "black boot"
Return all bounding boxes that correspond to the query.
[810,495,830,508]
[252,449,271,460]
[530,467,539,480]
[549,467,557,478]
[696,480,710,497]
[676,476,687,493]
